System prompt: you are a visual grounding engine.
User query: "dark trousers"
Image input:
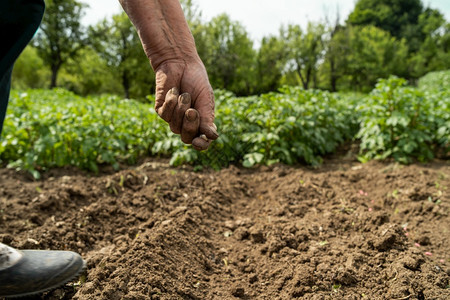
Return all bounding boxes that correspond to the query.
[0,0,45,134]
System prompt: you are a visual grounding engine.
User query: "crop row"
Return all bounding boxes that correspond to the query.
[0,71,448,177]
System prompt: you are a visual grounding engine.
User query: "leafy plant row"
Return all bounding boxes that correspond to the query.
[169,87,358,169]
[357,73,449,163]
[0,71,448,177]
[0,89,169,178]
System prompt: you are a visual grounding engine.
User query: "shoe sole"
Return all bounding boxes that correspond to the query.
[2,260,86,299]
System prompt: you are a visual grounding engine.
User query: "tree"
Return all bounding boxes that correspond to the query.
[410,9,450,77]
[12,46,49,89]
[180,0,202,27]
[179,0,209,71]
[323,11,344,92]
[283,23,326,90]
[347,0,423,38]
[34,0,87,88]
[254,35,288,94]
[90,13,153,99]
[347,0,424,52]
[58,47,120,96]
[201,14,256,95]
[321,24,346,92]
[335,25,409,91]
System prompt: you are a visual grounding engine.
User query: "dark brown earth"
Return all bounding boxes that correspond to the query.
[0,155,449,300]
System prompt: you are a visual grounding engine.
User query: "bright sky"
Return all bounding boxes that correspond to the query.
[83,0,450,43]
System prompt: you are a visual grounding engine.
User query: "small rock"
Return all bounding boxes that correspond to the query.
[61,176,71,183]
[223,231,233,238]
[161,219,172,226]
[55,221,66,228]
[27,238,39,245]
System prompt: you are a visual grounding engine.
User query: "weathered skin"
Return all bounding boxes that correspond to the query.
[119,0,218,150]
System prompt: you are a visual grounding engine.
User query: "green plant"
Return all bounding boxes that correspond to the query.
[1,70,447,177]
[170,88,358,169]
[356,75,448,163]
[0,89,167,178]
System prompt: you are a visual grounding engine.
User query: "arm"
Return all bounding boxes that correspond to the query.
[119,0,218,150]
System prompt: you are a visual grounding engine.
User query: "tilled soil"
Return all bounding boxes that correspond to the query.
[0,157,449,299]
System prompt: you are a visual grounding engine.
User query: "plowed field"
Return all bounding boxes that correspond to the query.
[1,157,449,299]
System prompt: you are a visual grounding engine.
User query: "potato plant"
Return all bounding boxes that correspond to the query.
[0,89,167,178]
[356,75,449,163]
[0,70,448,177]
[419,70,450,152]
[170,87,358,169]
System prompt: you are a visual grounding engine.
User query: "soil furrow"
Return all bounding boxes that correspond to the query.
[0,159,449,299]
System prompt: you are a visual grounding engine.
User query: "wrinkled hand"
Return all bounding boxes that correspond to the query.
[154,59,218,151]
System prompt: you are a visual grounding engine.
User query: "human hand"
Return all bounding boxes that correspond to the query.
[118,0,217,150]
[154,59,218,151]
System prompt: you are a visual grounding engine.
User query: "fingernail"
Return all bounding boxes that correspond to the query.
[200,134,209,142]
[171,87,179,95]
[210,125,219,138]
[181,93,191,104]
[186,109,197,122]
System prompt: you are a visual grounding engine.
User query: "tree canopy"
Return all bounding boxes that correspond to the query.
[347,0,423,40]
[34,0,87,88]
[12,0,449,97]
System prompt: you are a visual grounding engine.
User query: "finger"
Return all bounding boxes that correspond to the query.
[169,93,191,134]
[181,108,199,144]
[154,64,179,114]
[200,122,218,140]
[157,87,179,122]
[192,135,211,151]
[194,88,219,140]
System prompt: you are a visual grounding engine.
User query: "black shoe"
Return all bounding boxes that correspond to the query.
[0,248,86,298]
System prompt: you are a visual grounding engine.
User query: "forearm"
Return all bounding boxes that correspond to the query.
[119,0,200,70]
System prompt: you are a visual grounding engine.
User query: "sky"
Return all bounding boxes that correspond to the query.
[82,0,450,43]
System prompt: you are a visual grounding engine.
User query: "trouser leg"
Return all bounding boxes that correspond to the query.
[0,0,45,136]
[0,67,13,134]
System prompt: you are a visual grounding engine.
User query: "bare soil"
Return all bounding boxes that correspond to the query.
[0,156,449,300]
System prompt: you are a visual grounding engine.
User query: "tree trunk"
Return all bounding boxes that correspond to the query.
[304,66,312,90]
[328,19,341,92]
[296,66,307,90]
[50,63,60,88]
[330,57,337,92]
[122,71,130,99]
[313,70,317,89]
